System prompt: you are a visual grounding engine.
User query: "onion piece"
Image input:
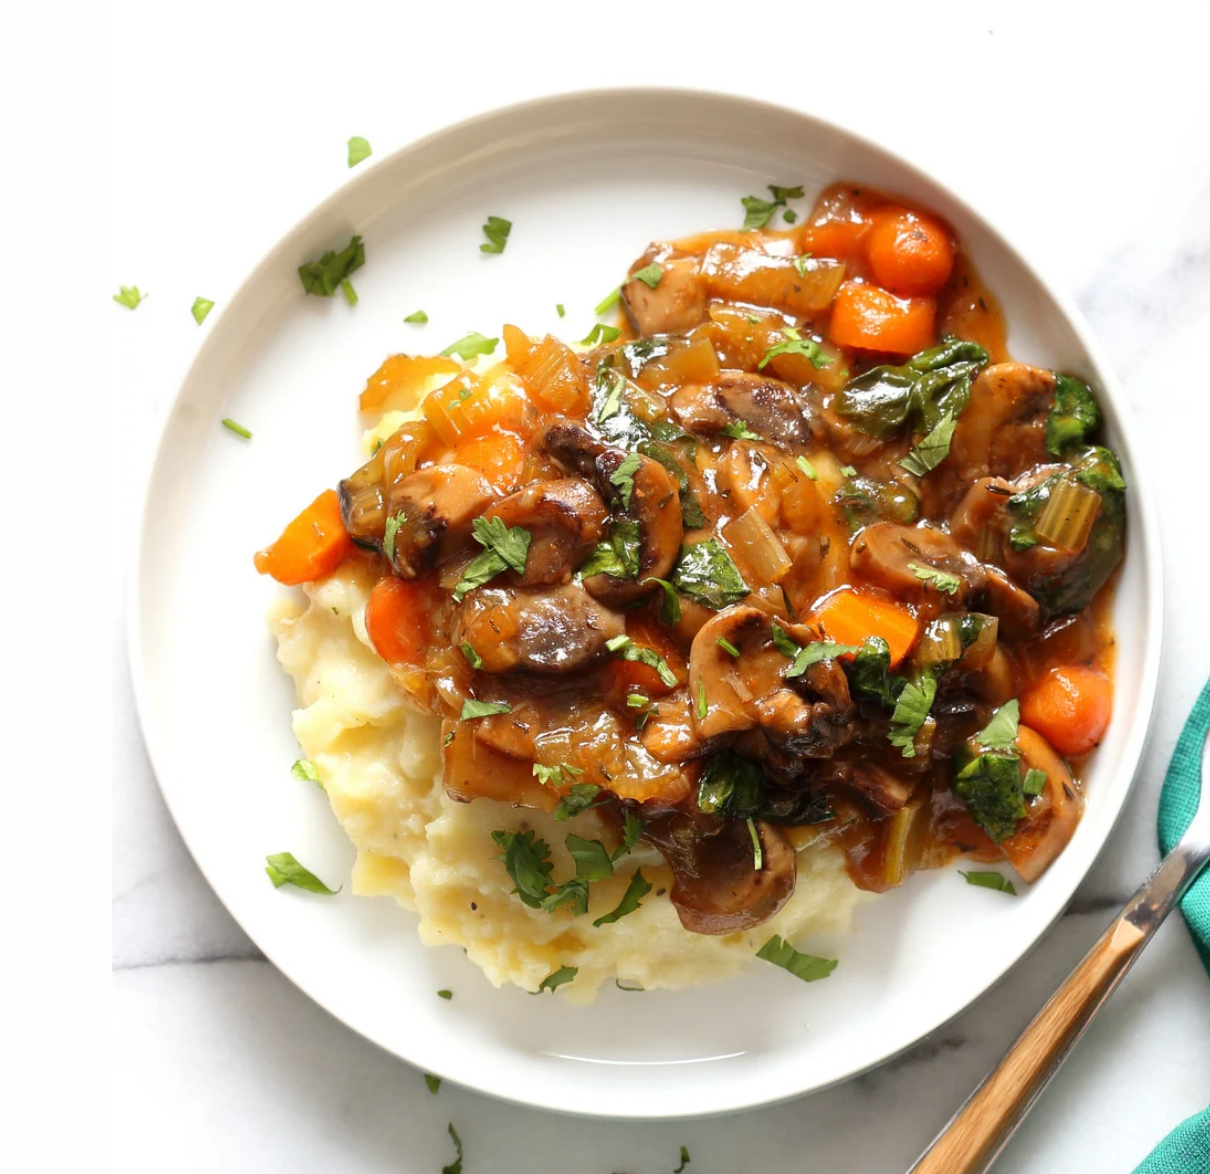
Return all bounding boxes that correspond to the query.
[723,507,793,584]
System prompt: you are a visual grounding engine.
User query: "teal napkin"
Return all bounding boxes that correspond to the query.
[1134,677,1210,1173]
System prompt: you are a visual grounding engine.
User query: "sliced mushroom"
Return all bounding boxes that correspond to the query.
[535,419,607,479]
[385,464,497,578]
[1000,725,1083,883]
[850,522,985,601]
[948,363,1055,484]
[670,371,814,447]
[452,583,624,674]
[687,607,771,739]
[817,757,916,816]
[621,250,708,337]
[980,564,1041,639]
[481,477,609,586]
[641,806,796,935]
[338,421,435,549]
[949,477,1015,559]
[583,450,683,606]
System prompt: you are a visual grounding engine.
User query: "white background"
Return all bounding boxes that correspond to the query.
[77,0,1210,1170]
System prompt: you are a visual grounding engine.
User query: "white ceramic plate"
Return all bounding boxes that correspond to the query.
[130,89,1163,1119]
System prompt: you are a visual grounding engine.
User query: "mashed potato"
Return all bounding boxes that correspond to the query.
[269,556,868,1002]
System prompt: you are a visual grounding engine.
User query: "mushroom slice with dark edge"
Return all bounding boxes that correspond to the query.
[582,450,683,607]
[535,419,607,479]
[384,464,497,578]
[641,806,796,935]
[452,583,625,675]
[481,478,609,586]
[621,249,708,337]
[947,363,1055,485]
[1000,726,1083,883]
[687,606,771,739]
[670,371,814,447]
[850,522,985,601]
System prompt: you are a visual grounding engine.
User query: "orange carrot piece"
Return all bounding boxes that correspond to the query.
[865,208,955,298]
[358,354,461,413]
[253,489,355,586]
[505,324,590,416]
[829,282,936,355]
[452,429,527,492]
[364,575,435,667]
[809,586,920,667]
[606,614,687,699]
[1020,665,1113,756]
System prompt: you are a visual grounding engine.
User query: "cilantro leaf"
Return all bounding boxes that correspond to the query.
[741,194,780,230]
[459,641,483,669]
[556,303,565,317]
[768,183,804,203]
[113,285,147,309]
[442,1123,463,1174]
[610,451,642,511]
[298,235,365,297]
[452,549,507,601]
[909,562,962,595]
[264,852,340,895]
[552,782,601,821]
[671,539,750,610]
[900,409,958,477]
[696,749,765,818]
[674,1146,692,1173]
[424,1074,442,1095]
[437,989,453,1000]
[221,418,252,440]
[796,455,818,480]
[723,419,763,441]
[566,834,614,883]
[453,517,532,601]
[846,637,905,708]
[1023,767,1047,797]
[632,263,663,289]
[490,829,554,907]
[291,759,324,789]
[977,699,1020,752]
[535,965,578,993]
[404,309,428,324]
[540,878,589,916]
[191,297,215,324]
[579,323,622,346]
[645,577,681,625]
[480,215,512,254]
[756,934,837,982]
[346,136,372,167]
[955,753,1027,842]
[887,672,938,757]
[960,870,1018,896]
[758,325,831,371]
[608,636,678,688]
[460,699,512,720]
[770,621,800,657]
[592,869,652,926]
[595,287,622,315]
[580,517,642,580]
[383,511,405,563]
[594,366,626,424]
[786,640,861,678]
[440,332,499,360]
[615,811,643,860]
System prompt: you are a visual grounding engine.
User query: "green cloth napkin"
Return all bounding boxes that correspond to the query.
[1134,677,1210,1173]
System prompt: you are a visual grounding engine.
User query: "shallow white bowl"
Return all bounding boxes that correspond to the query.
[130,88,1163,1119]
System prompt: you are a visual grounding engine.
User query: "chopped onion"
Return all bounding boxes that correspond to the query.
[723,506,793,583]
[959,613,999,671]
[916,614,964,667]
[1036,477,1101,552]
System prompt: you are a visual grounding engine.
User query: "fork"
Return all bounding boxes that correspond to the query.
[909,726,1210,1174]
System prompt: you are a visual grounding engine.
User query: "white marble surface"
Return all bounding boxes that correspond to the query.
[112,3,1210,1170]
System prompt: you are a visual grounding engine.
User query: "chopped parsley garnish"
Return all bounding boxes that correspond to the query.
[264,852,340,895]
[909,563,962,595]
[723,419,763,441]
[299,235,364,297]
[839,465,857,477]
[795,455,818,480]
[533,762,586,788]
[595,286,622,315]
[579,323,622,347]
[961,870,1018,896]
[610,451,642,511]
[340,279,358,306]
[626,693,648,707]
[747,817,763,870]
[674,1146,692,1173]
[347,136,372,168]
[645,577,681,625]
[453,516,532,601]
[955,753,1027,842]
[978,699,1020,751]
[607,635,678,688]
[786,640,861,679]
[556,303,565,317]
[442,1123,463,1174]
[553,782,601,822]
[566,833,614,883]
[424,1074,442,1095]
[768,183,805,203]
[617,811,642,859]
[593,869,652,927]
[783,209,798,224]
[491,829,554,907]
[535,965,578,993]
[459,641,483,669]
[382,510,405,563]
[756,934,837,982]
[460,699,512,721]
[900,409,958,477]
[221,418,252,440]
[616,980,645,992]
[437,989,453,1000]
[887,672,938,757]
[443,732,455,747]
[403,309,428,324]
[697,677,708,720]
[113,285,147,309]
[770,621,800,658]
[594,367,625,424]
[847,637,905,708]
[718,637,741,658]
[632,262,663,289]
[480,215,512,254]
[758,325,831,371]
[1023,768,1047,797]
[440,331,499,360]
[740,183,804,230]
[671,539,750,609]
[792,254,813,277]
[291,759,323,789]
[191,297,215,324]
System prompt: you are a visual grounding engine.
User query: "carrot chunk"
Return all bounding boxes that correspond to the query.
[865,208,955,297]
[253,489,355,586]
[829,282,936,355]
[809,586,920,667]
[1020,666,1112,756]
[364,575,435,667]
[358,354,461,413]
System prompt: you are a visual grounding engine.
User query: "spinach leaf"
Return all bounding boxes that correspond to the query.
[845,637,906,708]
[833,475,919,531]
[671,539,750,609]
[1046,373,1101,456]
[954,753,1027,843]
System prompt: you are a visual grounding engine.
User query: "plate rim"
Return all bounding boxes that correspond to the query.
[126,84,1165,1119]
